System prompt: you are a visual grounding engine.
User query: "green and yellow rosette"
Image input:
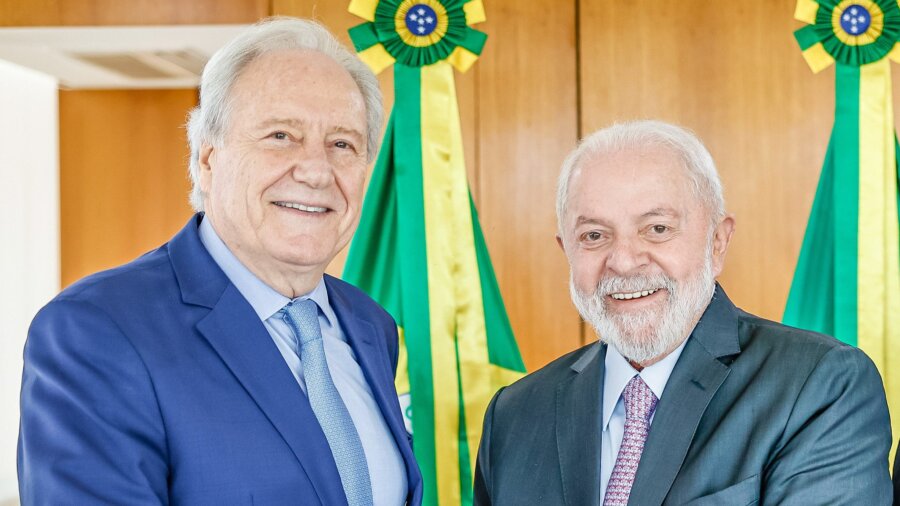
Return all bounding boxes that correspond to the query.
[349,0,487,73]
[343,2,526,506]
[794,0,900,70]
[788,0,900,461]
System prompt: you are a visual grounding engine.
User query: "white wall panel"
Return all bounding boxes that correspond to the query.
[0,59,58,503]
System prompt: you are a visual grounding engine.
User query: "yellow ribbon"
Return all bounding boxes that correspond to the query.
[795,0,818,25]
[420,61,523,501]
[857,59,900,462]
[421,61,465,503]
[801,43,837,73]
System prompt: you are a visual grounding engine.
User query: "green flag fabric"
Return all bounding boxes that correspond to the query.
[789,0,900,461]
[344,1,526,504]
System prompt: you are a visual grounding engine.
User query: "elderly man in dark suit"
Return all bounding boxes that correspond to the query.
[18,18,421,505]
[473,120,892,505]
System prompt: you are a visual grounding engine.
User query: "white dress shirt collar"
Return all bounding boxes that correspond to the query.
[602,337,689,431]
[198,215,338,329]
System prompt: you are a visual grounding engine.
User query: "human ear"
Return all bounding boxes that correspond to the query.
[711,215,735,277]
[198,144,215,194]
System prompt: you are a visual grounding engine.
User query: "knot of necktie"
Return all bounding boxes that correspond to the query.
[623,375,658,422]
[281,298,321,346]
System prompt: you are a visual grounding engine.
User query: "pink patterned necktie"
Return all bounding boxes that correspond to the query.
[603,375,659,506]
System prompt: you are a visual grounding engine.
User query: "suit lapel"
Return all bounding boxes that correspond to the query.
[169,216,347,506]
[557,343,605,506]
[627,286,740,506]
[626,338,730,506]
[197,284,348,506]
[327,277,423,502]
[170,216,418,504]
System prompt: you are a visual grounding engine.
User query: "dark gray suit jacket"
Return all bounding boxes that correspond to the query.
[474,286,892,505]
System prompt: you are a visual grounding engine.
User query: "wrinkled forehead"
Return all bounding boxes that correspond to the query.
[566,147,704,221]
[582,142,690,178]
[224,49,366,129]
[232,49,360,100]
[572,144,694,195]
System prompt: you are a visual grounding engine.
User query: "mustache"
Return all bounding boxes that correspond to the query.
[594,273,676,297]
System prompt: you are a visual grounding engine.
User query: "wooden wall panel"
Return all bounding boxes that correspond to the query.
[59,89,195,287]
[579,0,834,322]
[477,0,581,369]
[0,0,267,26]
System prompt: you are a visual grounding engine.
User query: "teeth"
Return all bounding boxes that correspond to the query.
[611,289,658,300]
[275,201,327,213]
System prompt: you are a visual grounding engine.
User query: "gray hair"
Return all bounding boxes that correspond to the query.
[556,120,725,234]
[186,17,383,212]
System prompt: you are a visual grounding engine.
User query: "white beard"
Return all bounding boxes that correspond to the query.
[569,250,716,364]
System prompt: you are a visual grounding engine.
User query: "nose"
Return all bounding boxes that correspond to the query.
[291,141,335,189]
[605,236,649,276]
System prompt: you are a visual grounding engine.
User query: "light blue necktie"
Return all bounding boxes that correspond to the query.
[282,299,373,506]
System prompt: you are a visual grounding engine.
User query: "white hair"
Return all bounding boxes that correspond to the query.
[185,16,383,212]
[556,120,725,233]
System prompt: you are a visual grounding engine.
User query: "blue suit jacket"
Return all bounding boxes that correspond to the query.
[18,215,423,505]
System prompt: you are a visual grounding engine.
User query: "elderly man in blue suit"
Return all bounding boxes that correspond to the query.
[473,120,893,505]
[18,17,421,505]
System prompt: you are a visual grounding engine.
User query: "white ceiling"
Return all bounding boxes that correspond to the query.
[0,25,248,89]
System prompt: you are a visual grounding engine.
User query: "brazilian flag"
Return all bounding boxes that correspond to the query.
[789,0,900,459]
[343,1,526,504]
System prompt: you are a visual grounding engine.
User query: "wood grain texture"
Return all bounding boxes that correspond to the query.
[0,0,267,26]
[477,0,581,369]
[59,89,196,287]
[579,0,835,322]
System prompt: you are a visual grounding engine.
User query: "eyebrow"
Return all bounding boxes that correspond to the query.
[573,208,680,227]
[255,118,364,140]
[256,118,305,130]
[641,207,681,219]
[574,216,609,227]
[331,125,365,140]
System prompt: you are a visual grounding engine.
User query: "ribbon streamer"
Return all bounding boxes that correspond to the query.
[345,2,526,505]
[788,0,900,462]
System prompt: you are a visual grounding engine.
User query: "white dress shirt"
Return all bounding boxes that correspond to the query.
[199,217,406,506]
[599,338,688,504]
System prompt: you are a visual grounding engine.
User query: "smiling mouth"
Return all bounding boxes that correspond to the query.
[609,289,659,300]
[273,201,330,214]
